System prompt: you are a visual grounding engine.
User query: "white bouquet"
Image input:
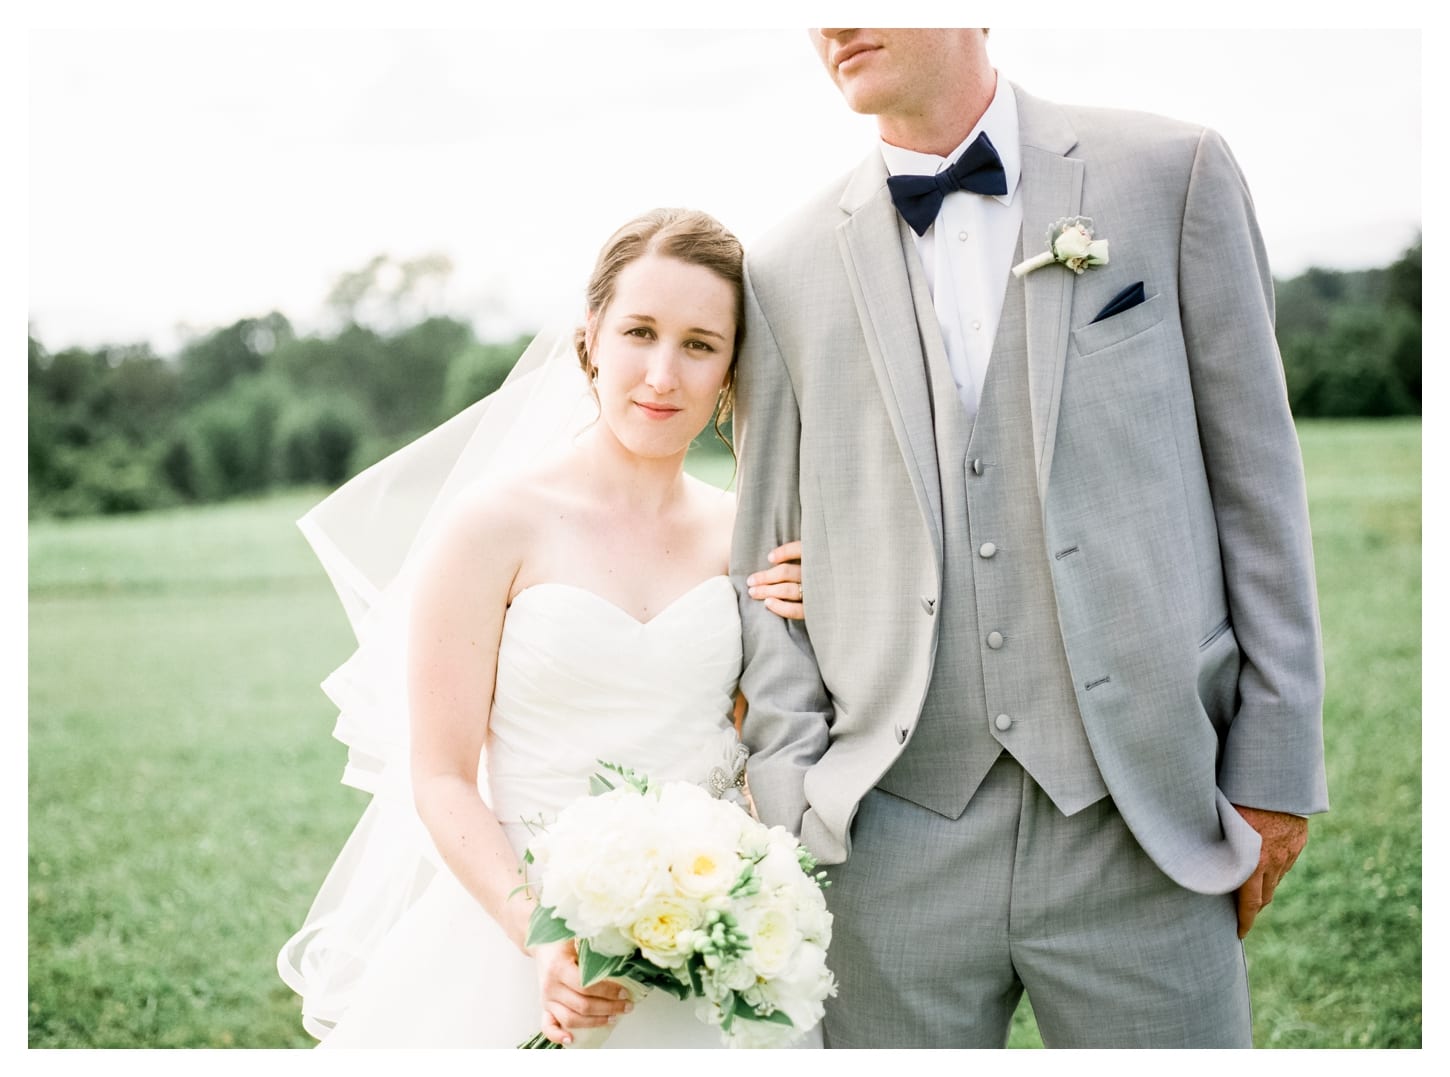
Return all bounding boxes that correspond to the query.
[519,762,835,1049]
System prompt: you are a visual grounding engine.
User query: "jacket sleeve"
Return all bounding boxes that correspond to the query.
[1178,127,1328,815]
[729,265,834,837]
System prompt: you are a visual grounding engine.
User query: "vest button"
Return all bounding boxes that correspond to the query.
[987,630,1004,649]
[979,542,997,559]
[994,713,1013,732]
[972,458,984,476]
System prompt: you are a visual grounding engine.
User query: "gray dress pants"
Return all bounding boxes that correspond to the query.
[821,754,1253,1048]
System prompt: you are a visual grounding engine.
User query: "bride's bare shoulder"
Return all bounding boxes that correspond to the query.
[416,455,571,580]
[443,456,578,540]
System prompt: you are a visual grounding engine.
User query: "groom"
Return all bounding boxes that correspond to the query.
[732,29,1327,1048]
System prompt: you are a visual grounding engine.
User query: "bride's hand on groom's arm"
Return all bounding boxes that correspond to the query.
[747,540,804,621]
[532,939,633,1046]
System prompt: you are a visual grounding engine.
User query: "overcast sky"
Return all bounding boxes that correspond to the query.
[27,26,1422,353]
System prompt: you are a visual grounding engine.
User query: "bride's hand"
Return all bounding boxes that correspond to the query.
[533,939,633,1046]
[747,540,804,621]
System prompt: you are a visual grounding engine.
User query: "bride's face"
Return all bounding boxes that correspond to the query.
[586,252,737,460]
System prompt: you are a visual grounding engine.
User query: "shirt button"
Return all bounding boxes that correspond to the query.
[972,458,984,476]
[979,542,997,559]
[995,713,1013,732]
[971,319,982,331]
[957,230,969,242]
[987,631,1004,649]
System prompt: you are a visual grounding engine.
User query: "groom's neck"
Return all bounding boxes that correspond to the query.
[877,67,998,159]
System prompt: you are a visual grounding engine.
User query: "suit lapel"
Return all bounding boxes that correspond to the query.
[836,154,945,565]
[1014,86,1083,505]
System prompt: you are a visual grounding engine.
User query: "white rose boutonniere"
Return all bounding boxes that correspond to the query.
[1012,216,1110,278]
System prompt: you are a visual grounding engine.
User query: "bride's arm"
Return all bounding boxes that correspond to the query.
[406,489,629,1044]
[407,491,527,939]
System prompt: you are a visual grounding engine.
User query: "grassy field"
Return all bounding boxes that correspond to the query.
[28,420,1420,1048]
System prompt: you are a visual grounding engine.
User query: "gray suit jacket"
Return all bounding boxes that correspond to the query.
[730,86,1328,896]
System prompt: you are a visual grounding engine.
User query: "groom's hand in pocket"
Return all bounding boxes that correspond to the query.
[747,540,804,621]
[1232,805,1309,938]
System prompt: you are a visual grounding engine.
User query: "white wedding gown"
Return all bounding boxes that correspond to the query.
[298,574,780,1049]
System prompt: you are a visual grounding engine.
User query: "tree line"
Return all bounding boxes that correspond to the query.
[27,240,1420,519]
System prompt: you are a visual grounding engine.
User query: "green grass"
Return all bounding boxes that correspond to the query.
[29,491,367,1047]
[28,421,1420,1048]
[1240,419,1422,1049]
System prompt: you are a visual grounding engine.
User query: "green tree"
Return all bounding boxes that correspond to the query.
[375,316,475,435]
[1386,237,1422,315]
[441,334,531,418]
[178,313,293,404]
[276,397,367,486]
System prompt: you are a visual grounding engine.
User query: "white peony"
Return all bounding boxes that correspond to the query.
[754,940,835,1032]
[628,894,706,968]
[738,897,803,979]
[658,784,748,900]
[532,792,672,937]
[790,879,832,944]
[754,834,807,890]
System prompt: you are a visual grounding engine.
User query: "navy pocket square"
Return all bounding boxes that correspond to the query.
[1090,281,1146,324]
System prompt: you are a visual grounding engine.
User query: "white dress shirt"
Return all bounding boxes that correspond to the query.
[879,77,1023,419]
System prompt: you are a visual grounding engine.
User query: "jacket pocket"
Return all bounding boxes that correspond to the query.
[1197,617,1240,743]
[1070,291,1165,357]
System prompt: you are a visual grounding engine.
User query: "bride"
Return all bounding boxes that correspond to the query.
[278,208,811,1048]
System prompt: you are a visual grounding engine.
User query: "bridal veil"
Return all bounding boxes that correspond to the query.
[276,327,597,1038]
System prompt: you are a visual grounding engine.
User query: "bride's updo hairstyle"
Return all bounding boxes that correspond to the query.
[574,208,745,448]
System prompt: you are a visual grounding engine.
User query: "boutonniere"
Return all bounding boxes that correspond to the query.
[1012,216,1110,278]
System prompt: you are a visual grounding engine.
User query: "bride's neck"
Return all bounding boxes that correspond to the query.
[574,425,689,514]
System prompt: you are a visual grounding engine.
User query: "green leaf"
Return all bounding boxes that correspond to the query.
[577,940,628,987]
[524,904,574,947]
[588,773,616,796]
[719,992,736,1032]
[595,759,652,795]
[621,958,692,999]
[729,993,757,1019]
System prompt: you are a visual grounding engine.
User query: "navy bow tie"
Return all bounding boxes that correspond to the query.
[887,131,1008,236]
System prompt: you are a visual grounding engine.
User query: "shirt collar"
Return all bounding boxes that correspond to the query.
[878,75,1021,207]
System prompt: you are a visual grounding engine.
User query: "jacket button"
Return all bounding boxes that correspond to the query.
[972,458,984,476]
[979,542,997,559]
[987,630,1004,649]
[895,725,909,744]
[921,596,936,615]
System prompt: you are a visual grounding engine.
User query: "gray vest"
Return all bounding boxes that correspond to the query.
[877,258,1108,819]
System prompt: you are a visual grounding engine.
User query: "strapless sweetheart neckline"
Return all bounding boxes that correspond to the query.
[508,574,733,628]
